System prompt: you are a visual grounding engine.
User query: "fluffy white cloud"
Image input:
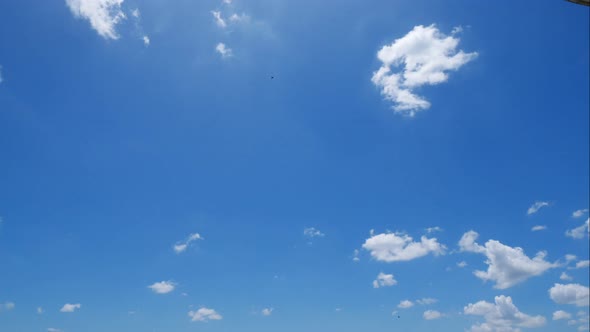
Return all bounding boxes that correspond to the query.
[211,10,227,28]
[362,231,445,262]
[561,272,574,281]
[527,201,550,215]
[304,227,325,238]
[371,24,477,116]
[60,303,81,313]
[261,308,273,316]
[458,231,557,289]
[417,298,438,305]
[553,310,572,320]
[143,35,150,46]
[372,272,397,288]
[573,209,589,218]
[65,0,126,40]
[576,260,590,269]
[464,295,546,331]
[173,233,203,254]
[457,261,468,268]
[148,281,176,294]
[566,219,589,239]
[188,307,222,322]
[423,310,442,320]
[531,225,547,231]
[215,43,232,58]
[549,283,589,307]
[398,300,414,309]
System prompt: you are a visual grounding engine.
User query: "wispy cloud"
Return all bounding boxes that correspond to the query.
[173,233,203,254]
[215,43,233,58]
[532,225,547,231]
[304,227,325,238]
[572,209,589,218]
[65,0,126,40]
[527,201,550,215]
[566,218,589,239]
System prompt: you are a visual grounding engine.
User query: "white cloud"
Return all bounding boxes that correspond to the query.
[423,310,442,320]
[398,300,414,309]
[573,209,589,218]
[304,227,325,238]
[2,302,14,311]
[362,231,445,262]
[215,43,233,58]
[451,26,464,34]
[143,35,150,46]
[60,303,81,313]
[148,281,176,294]
[464,295,546,331]
[188,307,222,322]
[229,13,249,23]
[561,272,574,281]
[417,298,438,305]
[223,0,232,4]
[553,310,572,320]
[261,308,273,316]
[372,272,397,288]
[47,329,62,332]
[531,225,547,231]
[527,201,550,215]
[576,260,590,269]
[173,233,203,254]
[131,8,140,18]
[65,0,126,40]
[352,249,360,262]
[211,10,227,28]
[549,283,590,307]
[371,24,477,116]
[566,219,589,239]
[567,255,578,262]
[426,226,443,233]
[458,231,557,289]
[37,307,44,314]
[457,261,468,268]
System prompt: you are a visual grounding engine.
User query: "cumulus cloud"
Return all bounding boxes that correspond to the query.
[362,231,445,262]
[423,310,442,320]
[464,295,546,331]
[261,308,273,316]
[576,260,590,269]
[527,201,550,215]
[372,272,397,288]
[573,209,589,218]
[304,227,325,238]
[398,300,414,309]
[549,283,589,307]
[215,43,232,58]
[60,303,81,313]
[211,10,227,28]
[561,272,574,281]
[566,219,589,239]
[173,233,203,254]
[371,24,477,116]
[148,281,176,294]
[457,261,468,268]
[188,307,222,322]
[553,310,572,320]
[531,225,547,231]
[65,0,126,39]
[142,35,150,46]
[458,231,557,289]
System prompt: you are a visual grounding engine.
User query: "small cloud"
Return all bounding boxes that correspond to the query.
[223,0,232,4]
[417,298,438,305]
[527,201,550,215]
[148,281,176,294]
[554,310,572,320]
[352,249,360,262]
[573,209,589,218]
[566,218,589,240]
[426,226,443,234]
[211,11,227,28]
[131,8,140,18]
[303,227,325,238]
[229,13,249,23]
[567,255,578,262]
[47,329,62,332]
[0,65,3,84]
[532,225,547,231]
[451,26,464,34]
[173,233,203,254]
[261,308,273,316]
[561,272,574,281]
[60,303,81,313]
[457,261,468,268]
[576,260,590,269]
[143,35,150,46]
[2,302,15,311]
[362,231,446,262]
[188,307,222,322]
[37,307,44,314]
[372,272,397,288]
[215,43,233,58]
[423,310,443,320]
[398,300,414,309]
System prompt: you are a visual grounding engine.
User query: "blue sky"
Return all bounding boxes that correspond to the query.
[0,0,589,331]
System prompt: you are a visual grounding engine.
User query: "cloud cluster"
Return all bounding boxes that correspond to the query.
[372,272,397,288]
[464,295,546,331]
[148,281,176,294]
[371,24,477,116]
[173,233,203,254]
[362,231,445,262]
[188,307,222,322]
[65,0,126,39]
[459,231,557,289]
[548,283,589,307]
